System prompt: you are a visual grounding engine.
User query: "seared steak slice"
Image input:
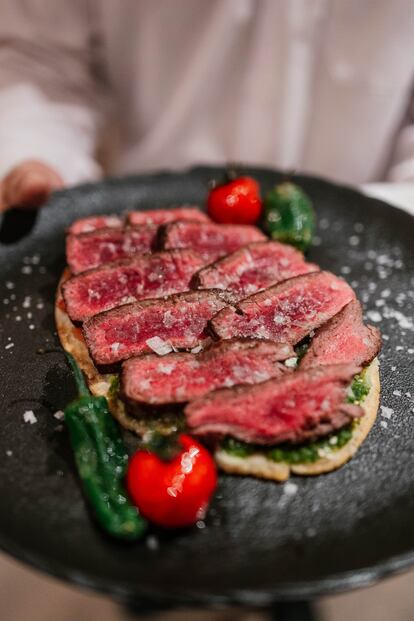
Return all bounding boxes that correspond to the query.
[128,206,210,226]
[66,225,157,274]
[62,250,209,322]
[160,221,266,261]
[121,340,294,405]
[67,215,123,235]
[83,290,234,365]
[210,271,355,345]
[301,299,381,369]
[185,363,362,445]
[193,241,318,299]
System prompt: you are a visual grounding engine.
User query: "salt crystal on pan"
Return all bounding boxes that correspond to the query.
[5,281,14,290]
[4,343,14,350]
[381,406,394,419]
[380,420,388,429]
[53,410,65,420]
[21,265,32,275]
[393,390,402,396]
[23,410,37,424]
[146,336,173,356]
[366,310,382,323]
[6,450,13,457]
[146,535,159,551]
[283,482,298,496]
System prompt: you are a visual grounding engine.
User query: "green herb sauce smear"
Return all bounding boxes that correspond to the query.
[221,372,370,464]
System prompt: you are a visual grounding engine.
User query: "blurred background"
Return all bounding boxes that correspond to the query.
[1,1,414,619]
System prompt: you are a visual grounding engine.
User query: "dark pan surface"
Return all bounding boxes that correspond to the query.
[0,166,413,607]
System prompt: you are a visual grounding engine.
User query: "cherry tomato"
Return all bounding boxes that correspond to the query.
[126,434,217,528]
[207,176,262,224]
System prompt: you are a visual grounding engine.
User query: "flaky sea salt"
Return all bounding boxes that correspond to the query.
[284,357,298,368]
[146,535,159,551]
[146,336,173,356]
[53,410,65,420]
[283,482,298,496]
[366,310,382,323]
[191,345,203,354]
[23,410,37,424]
[380,406,394,419]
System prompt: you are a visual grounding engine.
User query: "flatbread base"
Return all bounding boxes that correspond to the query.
[215,358,380,481]
[56,269,380,481]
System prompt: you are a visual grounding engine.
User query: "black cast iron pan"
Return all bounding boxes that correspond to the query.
[0,166,413,608]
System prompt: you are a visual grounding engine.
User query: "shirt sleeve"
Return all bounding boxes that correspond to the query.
[0,0,106,185]
[387,93,414,182]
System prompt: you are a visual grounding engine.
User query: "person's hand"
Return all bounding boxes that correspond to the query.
[0,160,64,213]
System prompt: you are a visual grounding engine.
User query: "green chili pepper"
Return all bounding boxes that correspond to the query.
[264,182,315,251]
[64,353,147,540]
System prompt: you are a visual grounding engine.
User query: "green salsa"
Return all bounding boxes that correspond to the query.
[220,372,370,464]
[108,375,120,400]
[347,372,370,404]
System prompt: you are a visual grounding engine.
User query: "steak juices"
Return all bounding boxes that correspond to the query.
[58,200,381,485]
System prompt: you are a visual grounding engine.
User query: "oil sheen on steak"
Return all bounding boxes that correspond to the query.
[121,339,294,405]
[127,206,210,226]
[193,241,318,299]
[66,225,157,274]
[185,363,362,444]
[83,290,234,365]
[160,221,266,261]
[67,214,123,235]
[62,249,209,322]
[300,299,381,369]
[210,271,355,345]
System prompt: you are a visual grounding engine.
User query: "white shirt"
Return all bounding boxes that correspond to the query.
[1,0,414,186]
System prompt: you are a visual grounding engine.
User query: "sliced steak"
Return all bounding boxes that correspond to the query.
[193,241,319,299]
[83,290,233,365]
[210,271,355,345]
[66,225,157,274]
[62,249,209,322]
[300,299,381,369]
[121,340,294,405]
[160,221,266,261]
[67,215,123,235]
[185,363,362,445]
[128,206,210,226]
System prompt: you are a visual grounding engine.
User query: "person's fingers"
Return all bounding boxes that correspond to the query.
[0,161,63,212]
[0,181,6,213]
